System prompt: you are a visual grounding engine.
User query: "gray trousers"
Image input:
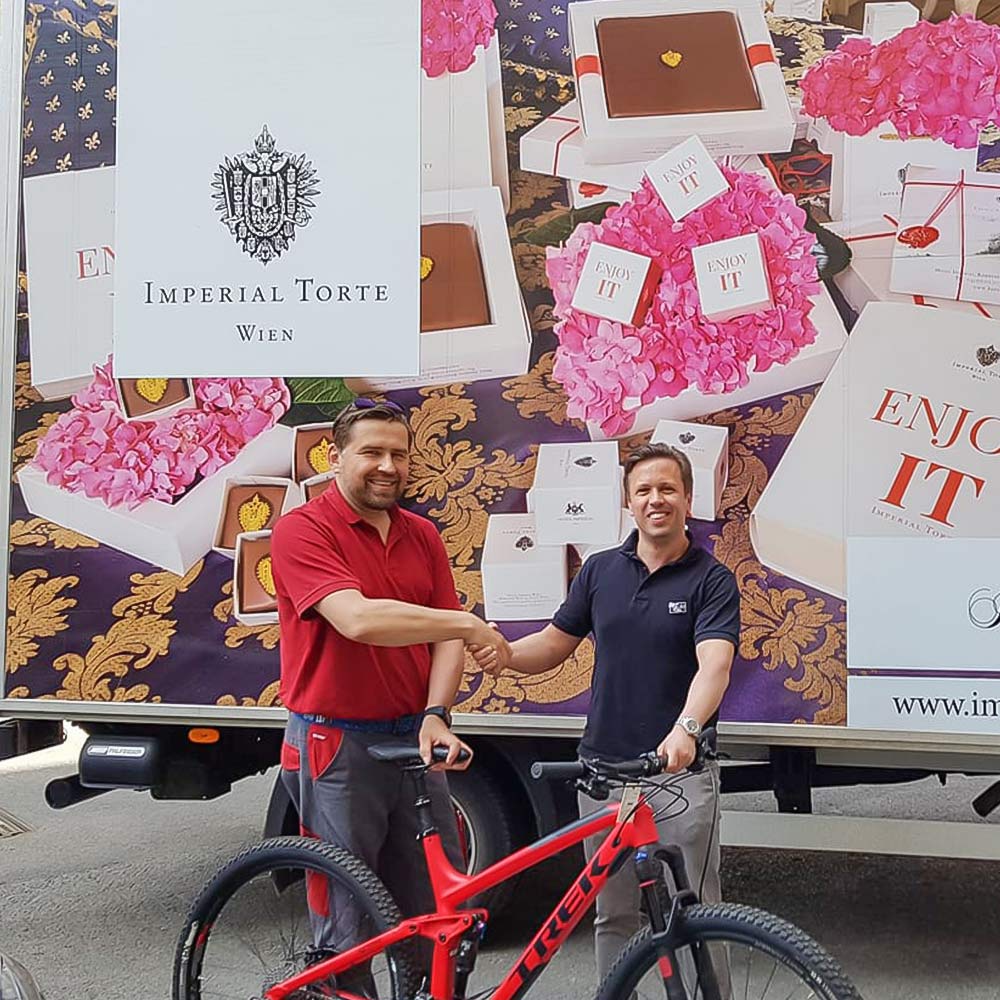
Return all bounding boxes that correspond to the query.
[579,764,723,984]
[281,713,463,954]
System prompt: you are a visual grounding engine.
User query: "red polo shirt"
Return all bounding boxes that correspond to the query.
[270,482,461,719]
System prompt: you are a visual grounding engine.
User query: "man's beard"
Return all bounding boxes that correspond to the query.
[358,478,404,510]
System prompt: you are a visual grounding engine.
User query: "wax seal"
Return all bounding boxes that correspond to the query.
[307,438,332,475]
[897,225,939,250]
[238,492,274,533]
[659,50,683,67]
[135,378,168,404]
[255,555,276,598]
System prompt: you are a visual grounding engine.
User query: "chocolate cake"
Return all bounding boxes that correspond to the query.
[117,378,192,418]
[594,11,761,119]
[218,483,289,549]
[420,223,491,332]
[238,534,277,615]
[294,425,335,483]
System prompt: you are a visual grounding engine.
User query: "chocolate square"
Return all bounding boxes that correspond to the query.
[595,12,761,119]
[294,425,335,483]
[218,484,289,550]
[420,223,491,333]
[117,378,192,419]
[238,534,277,615]
[303,474,335,501]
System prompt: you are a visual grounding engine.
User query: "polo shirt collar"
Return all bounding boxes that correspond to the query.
[326,480,404,529]
[620,528,699,568]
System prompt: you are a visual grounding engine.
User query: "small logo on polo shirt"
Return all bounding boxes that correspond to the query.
[668,601,688,614]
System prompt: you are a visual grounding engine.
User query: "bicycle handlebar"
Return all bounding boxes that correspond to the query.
[530,727,717,782]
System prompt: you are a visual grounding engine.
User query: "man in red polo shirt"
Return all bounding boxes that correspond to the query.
[271,399,510,961]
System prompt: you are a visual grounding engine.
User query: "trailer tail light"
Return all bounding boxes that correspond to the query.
[188,728,220,745]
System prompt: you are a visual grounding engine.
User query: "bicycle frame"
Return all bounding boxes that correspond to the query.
[265,791,661,1000]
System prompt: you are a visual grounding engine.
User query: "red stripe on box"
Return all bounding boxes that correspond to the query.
[975,302,993,318]
[552,124,581,174]
[747,44,776,68]
[575,54,601,77]
[631,260,663,327]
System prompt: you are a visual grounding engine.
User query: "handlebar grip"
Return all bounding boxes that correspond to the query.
[531,760,586,781]
[430,746,471,764]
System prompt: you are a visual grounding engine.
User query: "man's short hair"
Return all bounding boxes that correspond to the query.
[623,443,694,497]
[332,398,412,450]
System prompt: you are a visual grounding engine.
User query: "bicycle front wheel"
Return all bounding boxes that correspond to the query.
[173,836,419,1000]
[596,902,862,1000]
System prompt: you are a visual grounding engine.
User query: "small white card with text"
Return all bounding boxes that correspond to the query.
[571,242,662,327]
[692,233,772,322]
[645,136,730,220]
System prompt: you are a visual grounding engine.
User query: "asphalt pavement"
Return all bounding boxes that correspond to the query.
[2,729,999,999]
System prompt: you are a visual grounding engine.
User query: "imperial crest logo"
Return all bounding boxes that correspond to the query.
[977,344,1000,367]
[212,125,320,265]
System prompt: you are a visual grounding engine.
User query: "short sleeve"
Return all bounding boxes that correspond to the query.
[422,521,462,612]
[552,560,594,638]
[271,511,360,618]
[694,564,741,646]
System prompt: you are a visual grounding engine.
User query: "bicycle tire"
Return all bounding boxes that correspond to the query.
[595,902,863,1000]
[173,836,420,1000]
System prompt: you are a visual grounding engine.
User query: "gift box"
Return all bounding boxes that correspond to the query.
[527,441,623,545]
[567,179,632,209]
[422,36,509,207]
[18,424,293,576]
[650,420,729,521]
[570,243,662,326]
[568,0,794,163]
[889,167,1000,307]
[692,233,773,322]
[233,531,279,625]
[347,187,530,392]
[481,513,568,621]
[213,477,301,556]
[22,166,115,400]
[810,117,977,226]
[587,284,846,439]
[861,2,918,42]
[831,217,1000,319]
[292,423,335,483]
[749,302,1000,599]
[574,508,636,562]
[301,471,337,501]
[645,136,731,221]
[115,378,194,423]
[769,0,823,19]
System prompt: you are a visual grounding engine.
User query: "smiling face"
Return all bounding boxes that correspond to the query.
[625,456,692,544]
[330,418,410,513]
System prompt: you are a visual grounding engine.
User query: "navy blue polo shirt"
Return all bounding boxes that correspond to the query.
[553,532,740,761]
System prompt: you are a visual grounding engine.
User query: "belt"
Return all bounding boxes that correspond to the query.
[292,711,423,736]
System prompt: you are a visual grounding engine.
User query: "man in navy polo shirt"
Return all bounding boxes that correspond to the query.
[474,441,740,980]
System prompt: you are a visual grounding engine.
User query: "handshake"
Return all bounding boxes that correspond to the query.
[464,616,512,676]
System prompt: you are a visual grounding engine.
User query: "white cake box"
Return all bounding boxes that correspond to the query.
[571,243,662,326]
[22,166,115,400]
[212,476,302,557]
[568,0,795,164]
[768,0,823,19]
[301,471,337,501]
[114,378,195,424]
[749,302,1000,599]
[567,179,632,209]
[233,530,279,626]
[481,513,568,621]
[650,420,729,520]
[890,167,1000,306]
[692,233,773,321]
[291,422,335,483]
[645,136,730,220]
[587,283,846,439]
[861,1,918,42]
[17,423,293,576]
[574,507,636,562]
[527,440,623,545]
[422,35,509,208]
[831,217,1000,319]
[347,187,530,392]
[810,116,977,225]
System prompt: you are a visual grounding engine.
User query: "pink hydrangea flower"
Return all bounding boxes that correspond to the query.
[545,168,820,437]
[422,0,498,77]
[802,15,1000,148]
[32,358,291,510]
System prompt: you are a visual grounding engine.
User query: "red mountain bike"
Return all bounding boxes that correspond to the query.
[173,737,862,1000]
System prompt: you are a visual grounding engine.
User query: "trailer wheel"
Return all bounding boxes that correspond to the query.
[448,767,518,916]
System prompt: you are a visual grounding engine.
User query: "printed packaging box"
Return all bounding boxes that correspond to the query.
[830,218,1000,319]
[768,0,824,18]
[567,179,632,209]
[22,166,115,400]
[347,187,530,392]
[233,530,279,625]
[568,0,794,163]
[861,1,918,42]
[645,136,731,220]
[587,284,846,439]
[692,233,772,321]
[213,477,302,556]
[291,423,335,483]
[571,243,662,326]
[650,420,729,520]
[527,441,623,545]
[481,513,568,621]
[749,302,1000,598]
[890,167,1000,307]
[575,508,636,562]
[17,424,293,576]
[422,36,509,208]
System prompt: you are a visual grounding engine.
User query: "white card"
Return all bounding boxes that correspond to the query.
[645,136,730,221]
[691,233,772,321]
[571,242,661,326]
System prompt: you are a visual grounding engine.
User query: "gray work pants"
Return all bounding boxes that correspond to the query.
[281,713,463,954]
[579,764,725,990]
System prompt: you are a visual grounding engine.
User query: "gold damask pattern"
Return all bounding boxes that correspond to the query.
[9,517,98,550]
[6,568,77,671]
[502,351,581,428]
[14,363,42,410]
[217,680,281,708]
[214,581,281,650]
[12,411,59,478]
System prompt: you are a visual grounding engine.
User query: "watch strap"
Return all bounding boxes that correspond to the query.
[422,705,452,728]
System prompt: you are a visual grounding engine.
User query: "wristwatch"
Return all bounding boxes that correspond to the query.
[675,716,702,739]
[423,705,453,728]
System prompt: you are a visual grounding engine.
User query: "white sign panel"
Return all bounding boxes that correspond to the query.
[113,0,419,378]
